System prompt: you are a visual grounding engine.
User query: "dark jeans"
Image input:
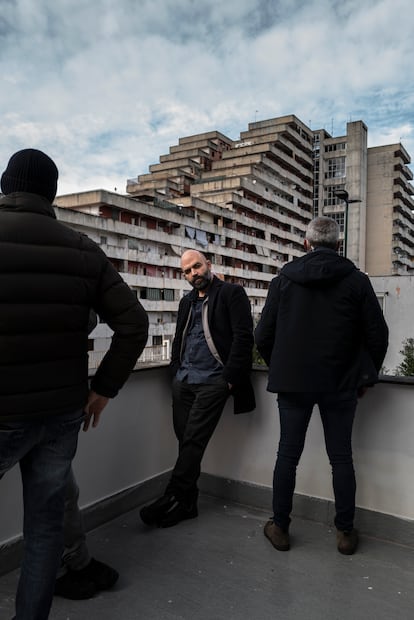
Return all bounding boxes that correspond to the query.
[166,378,230,502]
[61,467,90,571]
[273,392,357,532]
[0,410,84,620]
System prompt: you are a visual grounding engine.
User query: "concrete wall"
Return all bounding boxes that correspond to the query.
[0,368,177,545]
[204,372,414,521]
[366,145,395,276]
[371,274,414,373]
[346,120,368,270]
[1,367,413,549]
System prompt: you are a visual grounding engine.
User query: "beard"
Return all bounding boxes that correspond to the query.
[190,271,211,291]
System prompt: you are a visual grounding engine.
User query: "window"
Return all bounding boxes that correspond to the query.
[140,288,175,301]
[325,142,346,152]
[163,289,175,301]
[324,185,346,206]
[140,288,161,300]
[376,294,387,313]
[325,157,346,179]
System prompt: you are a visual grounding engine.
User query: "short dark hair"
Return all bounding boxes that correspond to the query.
[305,216,339,249]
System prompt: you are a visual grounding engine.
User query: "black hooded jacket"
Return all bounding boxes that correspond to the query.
[255,247,388,393]
[0,192,149,422]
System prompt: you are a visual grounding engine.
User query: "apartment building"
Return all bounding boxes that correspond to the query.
[313,120,414,274]
[366,142,414,275]
[312,121,368,268]
[55,115,315,360]
[54,114,413,362]
[126,115,314,276]
[54,192,189,365]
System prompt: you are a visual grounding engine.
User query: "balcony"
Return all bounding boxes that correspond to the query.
[1,368,413,619]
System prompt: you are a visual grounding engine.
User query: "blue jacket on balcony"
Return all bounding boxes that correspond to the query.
[170,274,255,414]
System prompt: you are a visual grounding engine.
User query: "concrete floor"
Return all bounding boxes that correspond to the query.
[1,495,413,620]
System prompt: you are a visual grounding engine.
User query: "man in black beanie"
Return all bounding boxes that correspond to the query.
[0,147,58,202]
[0,148,149,620]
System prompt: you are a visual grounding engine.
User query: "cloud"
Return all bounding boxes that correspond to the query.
[0,0,413,194]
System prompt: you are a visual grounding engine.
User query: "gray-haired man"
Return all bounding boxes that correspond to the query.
[255,216,388,555]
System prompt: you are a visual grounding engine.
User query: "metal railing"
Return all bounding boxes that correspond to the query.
[88,342,170,370]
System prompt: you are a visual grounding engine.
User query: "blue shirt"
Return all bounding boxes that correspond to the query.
[176,297,223,384]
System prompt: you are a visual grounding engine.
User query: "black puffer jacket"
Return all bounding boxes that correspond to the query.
[255,247,388,393]
[0,192,149,422]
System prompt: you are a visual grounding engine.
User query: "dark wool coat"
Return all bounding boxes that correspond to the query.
[170,275,256,414]
[255,247,389,393]
[0,192,149,422]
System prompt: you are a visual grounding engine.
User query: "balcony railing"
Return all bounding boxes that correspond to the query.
[88,344,170,370]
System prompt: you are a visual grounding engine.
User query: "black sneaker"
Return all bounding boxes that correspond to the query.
[159,499,198,528]
[54,571,96,600]
[139,493,177,526]
[54,558,119,600]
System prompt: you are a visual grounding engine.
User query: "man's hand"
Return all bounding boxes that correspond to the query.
[83,390,110,431]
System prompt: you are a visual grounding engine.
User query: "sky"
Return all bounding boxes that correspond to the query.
[1,0,413,195]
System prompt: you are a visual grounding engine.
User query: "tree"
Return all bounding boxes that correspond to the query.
[252,344,266,367]
[395,337,414,376]
[252,317,267,367]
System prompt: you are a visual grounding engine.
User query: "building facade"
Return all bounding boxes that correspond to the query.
[366,143,414,276]
[312,120,414,274]
[54,114,414,362]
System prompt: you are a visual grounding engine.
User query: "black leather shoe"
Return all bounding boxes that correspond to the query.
[159,500,198,528]
[140,494,177,526]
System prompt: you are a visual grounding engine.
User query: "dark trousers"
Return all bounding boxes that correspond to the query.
[273,391,358,532]
[61,468,90,571]
[166,378,229,502]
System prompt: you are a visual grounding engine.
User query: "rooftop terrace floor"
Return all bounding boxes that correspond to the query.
[1,495,413,620]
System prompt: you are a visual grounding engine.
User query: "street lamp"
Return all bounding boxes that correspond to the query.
[333,189,361,258]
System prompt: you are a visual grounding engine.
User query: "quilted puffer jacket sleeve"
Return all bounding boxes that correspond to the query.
[90,250,149,398]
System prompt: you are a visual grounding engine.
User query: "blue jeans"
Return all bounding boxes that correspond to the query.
[61,467,90,571]
[273,392,357,532]
[0,410,84,620]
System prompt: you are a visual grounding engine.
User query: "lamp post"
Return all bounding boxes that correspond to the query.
[333,189,361,258]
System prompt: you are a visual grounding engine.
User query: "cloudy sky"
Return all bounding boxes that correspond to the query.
[1,0,413,195]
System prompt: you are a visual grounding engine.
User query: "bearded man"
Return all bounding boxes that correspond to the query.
[140,249,255,528]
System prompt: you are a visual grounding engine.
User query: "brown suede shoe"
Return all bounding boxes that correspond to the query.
[264,520,290,551]
[336,528,359,555]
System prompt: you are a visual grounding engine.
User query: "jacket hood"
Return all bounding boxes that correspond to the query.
[281,247,356,286]
[0,192,56,219]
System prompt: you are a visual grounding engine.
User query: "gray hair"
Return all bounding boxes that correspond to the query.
[305,216,339,249]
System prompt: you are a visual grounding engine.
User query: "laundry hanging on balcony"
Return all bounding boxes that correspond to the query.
[195,229,208,247]
[185,226,196,239]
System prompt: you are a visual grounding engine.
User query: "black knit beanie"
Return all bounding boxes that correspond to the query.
[1,148,58,203]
